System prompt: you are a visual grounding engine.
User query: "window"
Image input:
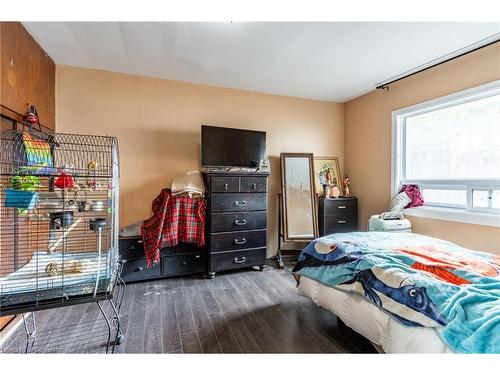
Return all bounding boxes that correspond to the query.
[392,80,500,227]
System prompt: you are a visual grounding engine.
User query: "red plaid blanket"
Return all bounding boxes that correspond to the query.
[141,188,206,266]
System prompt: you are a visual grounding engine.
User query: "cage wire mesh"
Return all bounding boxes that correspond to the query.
[0,126,120,315]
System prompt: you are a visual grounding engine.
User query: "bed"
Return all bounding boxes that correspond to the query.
[0,251,111,310]
[293,232,500,354]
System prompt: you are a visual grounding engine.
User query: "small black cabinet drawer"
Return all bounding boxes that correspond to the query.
[211,229,266,252]
[210,248,266,272]
[119,237,145,260]
[176,243,204,254]
[240,176,267,192]
[210,211,267,232]
[322,199,357,214]
[121,258,161,283]
[211,193,267,212]
[324,215,358,231]
[162,253,203,277]
[211,177,239,192]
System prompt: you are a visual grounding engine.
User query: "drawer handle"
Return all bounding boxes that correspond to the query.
[338,206,347,209]
[133,266,143,272]
[195,255,201,259]
[181,261,188,266]
[129,245,136,250]
[234,219,247,226]
[234,257,247,264]
[252,183,257,189]
[234,200,247,207]
[137,239,143,243]
[224,183,228,190]
[234,238,247,245]
[337,220,347,224]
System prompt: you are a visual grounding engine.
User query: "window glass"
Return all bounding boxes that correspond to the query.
[422,188,466,207]
[405,94,500,180]
[472,190,490,208]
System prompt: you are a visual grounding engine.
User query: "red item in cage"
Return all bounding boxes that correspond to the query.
[54,171,75,190]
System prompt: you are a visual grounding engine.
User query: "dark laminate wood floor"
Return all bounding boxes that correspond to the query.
[0,264,376,353]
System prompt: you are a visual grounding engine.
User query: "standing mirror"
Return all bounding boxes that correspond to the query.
[280,153,318,241]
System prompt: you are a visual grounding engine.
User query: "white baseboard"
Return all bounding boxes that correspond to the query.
[0,314,25,347]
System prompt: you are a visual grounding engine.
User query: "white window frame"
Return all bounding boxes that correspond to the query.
[468,185,500,213]
[391,79,500,227]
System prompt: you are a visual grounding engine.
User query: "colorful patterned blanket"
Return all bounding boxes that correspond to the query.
[292,232,500,353]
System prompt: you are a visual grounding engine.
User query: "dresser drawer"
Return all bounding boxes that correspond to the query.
[324,214,358,232]
[240,176,267,192]
[210,211,266,232]
[210,229,266,252]
[211,193,267,212]
[119,237,145,260]
[210,176,239,192]
[175,243,204,254]
[121,258,161,283]
[210,248,266,272]
[322,199,357,214]
[162,253,203,277]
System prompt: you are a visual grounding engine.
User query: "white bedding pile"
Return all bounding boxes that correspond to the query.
[298,275,452,353]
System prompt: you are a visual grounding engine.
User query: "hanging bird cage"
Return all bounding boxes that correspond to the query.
[0,126,121,316]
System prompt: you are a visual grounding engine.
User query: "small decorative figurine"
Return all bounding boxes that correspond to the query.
[343,175,351,197]
[330,185,341,198]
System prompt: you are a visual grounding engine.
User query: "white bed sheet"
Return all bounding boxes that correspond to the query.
[298,275,452,353]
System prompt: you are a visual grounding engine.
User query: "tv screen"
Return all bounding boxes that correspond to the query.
[201,125,266,167]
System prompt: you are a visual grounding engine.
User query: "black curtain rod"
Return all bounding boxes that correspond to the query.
[376,38,500,90]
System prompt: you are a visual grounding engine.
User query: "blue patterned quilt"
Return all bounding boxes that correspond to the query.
[292,232,500,353]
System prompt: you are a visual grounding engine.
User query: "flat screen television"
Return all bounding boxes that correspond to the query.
[201,125,266,168]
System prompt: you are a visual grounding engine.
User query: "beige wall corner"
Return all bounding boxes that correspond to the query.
[344,43,500,254]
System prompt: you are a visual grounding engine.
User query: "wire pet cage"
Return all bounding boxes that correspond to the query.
[0,122,124,353]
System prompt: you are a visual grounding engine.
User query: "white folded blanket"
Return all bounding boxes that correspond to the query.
[171,170,205,198]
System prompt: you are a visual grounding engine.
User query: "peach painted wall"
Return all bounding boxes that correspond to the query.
[344,43,500,255]
[56,65,344,257]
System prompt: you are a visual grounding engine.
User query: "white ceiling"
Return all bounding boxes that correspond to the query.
[23,22,500,102]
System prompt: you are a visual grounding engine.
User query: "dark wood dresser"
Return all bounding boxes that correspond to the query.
[203,171,269,278]
[318,197,358,236]
[119,237,204,283]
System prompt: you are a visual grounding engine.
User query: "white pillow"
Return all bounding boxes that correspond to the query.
[388,192,411,212]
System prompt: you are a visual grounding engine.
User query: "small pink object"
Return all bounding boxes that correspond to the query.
[400,184,424,208]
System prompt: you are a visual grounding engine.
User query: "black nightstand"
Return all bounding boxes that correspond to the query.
[318,197,358,236]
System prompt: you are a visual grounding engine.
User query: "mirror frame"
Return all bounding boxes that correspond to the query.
[280,153,318,242]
